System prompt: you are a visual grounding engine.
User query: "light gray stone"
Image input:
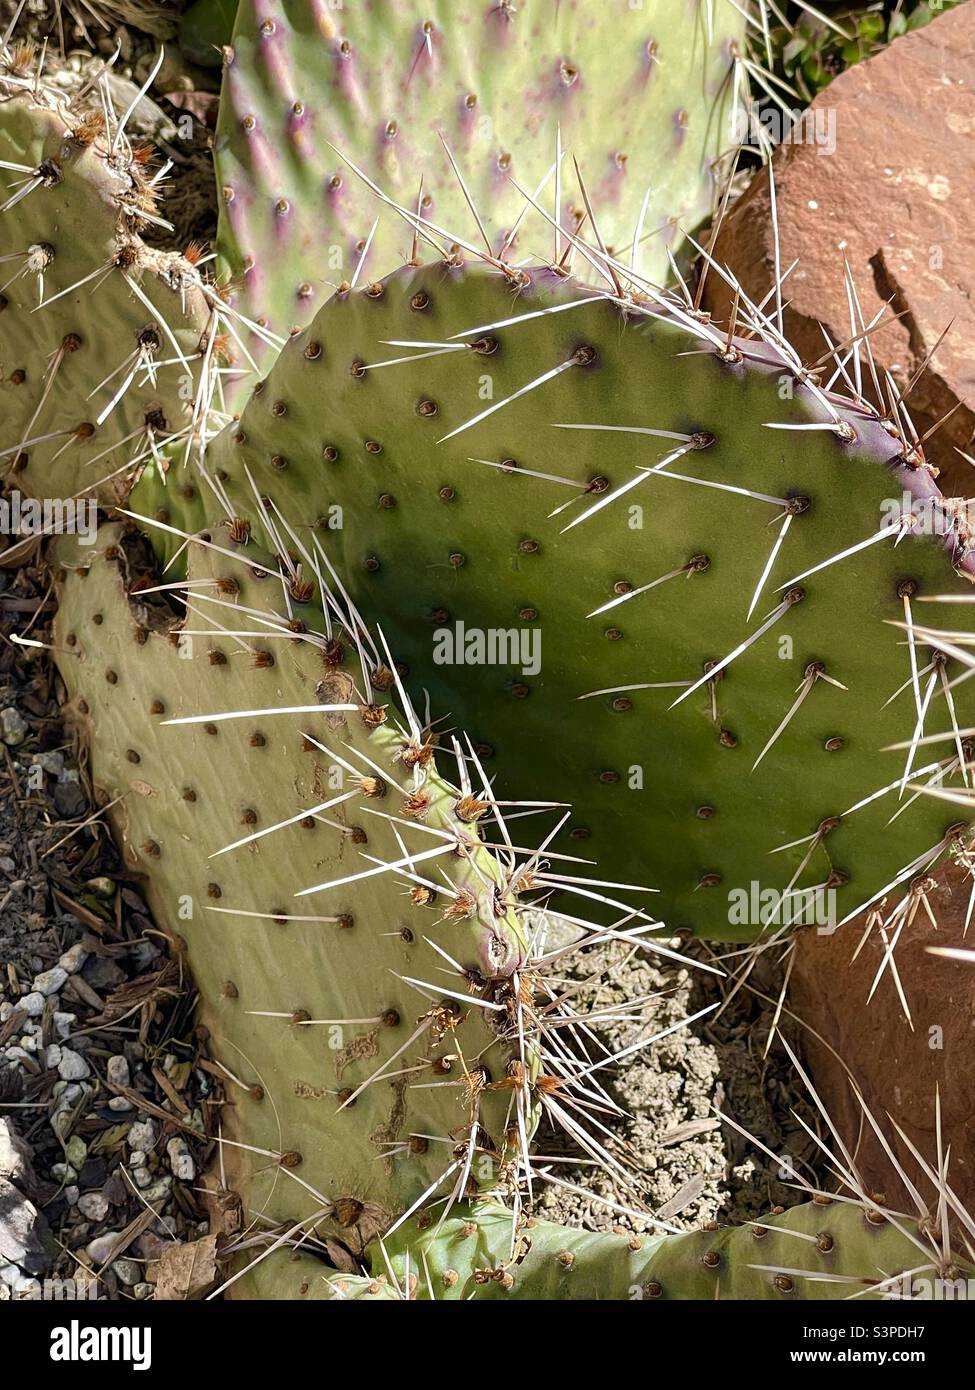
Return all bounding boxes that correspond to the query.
[0,1178,54,1275]
[0,1120,33,1186]
[77,1193,109,1222]
[106,1055,130,1088]
[57,943,89,975]
[111,1258,141,1287]
[127,1119,157,1152]
[166,1136,195,1181]
[86,1232,122,1265]
[57,1048,90,1082]
[32,967,67,996]
[0,708,28,745]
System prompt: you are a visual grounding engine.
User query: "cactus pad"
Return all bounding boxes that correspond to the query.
[143,260,975,942]
[53,522,536,1250]
[0,79,211,504]
[213,0,745,385]
[249,1195,974,1301]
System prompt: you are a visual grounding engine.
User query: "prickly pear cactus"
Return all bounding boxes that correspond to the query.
[213,0,746,381]
[11,0,973,1306]
[53,523,533,1253]
[140,260,975,941]
[0,76,210,503]
[250,1195,974,1301]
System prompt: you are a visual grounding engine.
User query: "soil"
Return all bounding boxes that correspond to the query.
[535,939,829,1235]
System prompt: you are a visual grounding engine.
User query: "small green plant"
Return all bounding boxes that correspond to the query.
[772,0,963,100]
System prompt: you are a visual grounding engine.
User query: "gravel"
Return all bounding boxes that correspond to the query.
[31,967,67,997]
[0,558,218,1302]
[166,1137,196,1182]
[0,1178,53,1274]
[76,1193,110,1222]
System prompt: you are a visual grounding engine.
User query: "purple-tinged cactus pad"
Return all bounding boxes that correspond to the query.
[213,0,745,389]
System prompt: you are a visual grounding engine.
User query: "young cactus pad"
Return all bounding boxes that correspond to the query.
[213,0,746,377]
[52,522,538,1249]
[246,1196,975,1301]
[0,78,210,504]
[138,260,975,942]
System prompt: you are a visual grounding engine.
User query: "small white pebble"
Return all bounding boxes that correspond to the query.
[106,1055,130,1088]
[142,1180,172,1205]
[58,1048,91,1082]
[127,1120,157,1152]
[166,1136,195,1182]
[32,966,67,997]
[77,1193,110,1222]
[57,943,89,975]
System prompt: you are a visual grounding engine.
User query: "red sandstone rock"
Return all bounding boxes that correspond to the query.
[790,860,975,1213]
[703,2,975,494]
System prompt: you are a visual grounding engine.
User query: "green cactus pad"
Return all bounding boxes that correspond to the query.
[52,522,535,1251]
[0,82,211,504]
[213,0,745,388]
[246,1196,972,1300]
[140,260,975,942]
[132,441,214,569]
